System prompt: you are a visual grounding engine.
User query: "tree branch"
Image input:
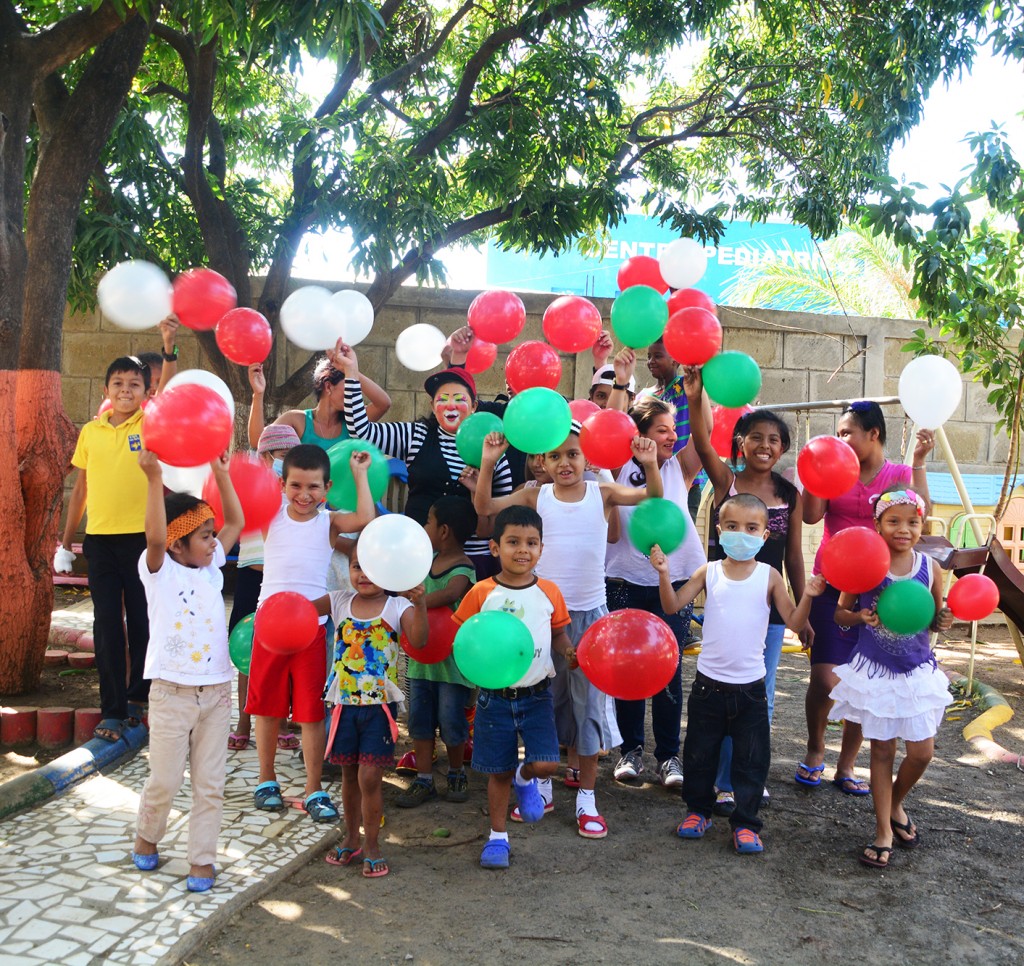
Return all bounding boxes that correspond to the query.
[23,1,126,80]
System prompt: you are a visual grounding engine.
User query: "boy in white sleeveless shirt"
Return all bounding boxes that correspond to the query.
[652,494,824,854]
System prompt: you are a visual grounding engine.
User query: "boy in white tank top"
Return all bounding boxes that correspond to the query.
[652,494,824,854]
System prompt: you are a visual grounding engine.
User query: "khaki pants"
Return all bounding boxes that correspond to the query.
[136,679,232,867]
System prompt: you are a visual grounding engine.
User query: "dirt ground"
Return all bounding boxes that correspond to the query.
[190,628,1024,966]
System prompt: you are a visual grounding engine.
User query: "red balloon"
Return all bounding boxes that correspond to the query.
[505,340,562,393]
[580,408,639,469]
[201,454,282,534]
[947,574,1000,622]
[467,290,526,344]
[569,398,601,422]
[215,308,273,365]
[820,527,891,594]
[97,398,113,417]
[667,288,716,315]
[797,436,860,500]
[400,607,457,664]
[542,296,603,353]
[172,268,237,331]
[464,338,497,374]
[617,255,668,294]
[254,592,320,655]
[663,307,722,366]
[709,404,754,458]
[142,383,233,467]
[577,609,678,700]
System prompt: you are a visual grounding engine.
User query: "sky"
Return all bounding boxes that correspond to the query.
[291,46,1024,289]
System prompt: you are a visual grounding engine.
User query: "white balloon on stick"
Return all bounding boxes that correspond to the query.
[898,356,963,430]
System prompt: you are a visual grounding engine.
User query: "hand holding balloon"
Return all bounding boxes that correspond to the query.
[804,575,827,598]
[445,325,475,366]
[932,606,954,633]
[400,583,426,606]
[561,642,579,671]
[912,429,935,466]
[137,448,162,479]
[857,607,880,628]
[649,543,668,573]
[613,347,636,386]
[159,315,180,353]
[630,435,658,466]
[328,340,358,378]
[481,432,509,464]
[349,450,371,476]
[681,365,702,399]
[248,363,266,395]
[457,466,479,493]
[592,330,614,368]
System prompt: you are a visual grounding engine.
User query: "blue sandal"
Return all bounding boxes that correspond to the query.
[131,850,159,871]
[304,790,340,823]
[253,781,283,810]
[480,839,510,869]
[794,762,825,787]
[187,865,216,892]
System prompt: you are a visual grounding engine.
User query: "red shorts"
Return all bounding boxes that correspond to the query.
[245,624,327,723]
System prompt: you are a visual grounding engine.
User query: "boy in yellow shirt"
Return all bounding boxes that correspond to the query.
[58,356,151,742]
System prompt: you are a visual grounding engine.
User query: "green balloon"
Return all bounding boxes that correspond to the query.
[456,411,503,468]
[453,611,534,689]
[628,497,688,556]
[610,285,669,348]
[502,387,572,455]
[229,613,255,675]
[326,438,390,509]
[875,580,935,636]
[702,351,762,408]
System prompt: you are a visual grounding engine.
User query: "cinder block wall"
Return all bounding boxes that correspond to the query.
[60,283,1008,572]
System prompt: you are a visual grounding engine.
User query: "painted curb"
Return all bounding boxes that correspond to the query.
[949,673,1021,766]
[0,722,148,821]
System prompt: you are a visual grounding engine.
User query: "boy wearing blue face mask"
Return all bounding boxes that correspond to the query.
[226,423,301,753]
[651,493,825,854]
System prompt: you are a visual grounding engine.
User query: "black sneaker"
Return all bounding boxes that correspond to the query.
[712,790,736,817]
[446,770,469,803]
[613,746,645,782]
[396,778,437,808]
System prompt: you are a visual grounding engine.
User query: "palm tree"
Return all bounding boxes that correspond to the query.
[722,223,918,318]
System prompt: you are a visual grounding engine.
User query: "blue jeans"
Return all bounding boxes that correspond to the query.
[471,687,560,774]
[683,673,770,833]
[715,622,785,792]
[607,579,691,762]
[407,678,471,747]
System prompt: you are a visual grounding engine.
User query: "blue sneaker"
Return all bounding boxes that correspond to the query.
[480,839,510,869]
[512,777,545,823]
[187,866,217,892]
[733,827,764,854]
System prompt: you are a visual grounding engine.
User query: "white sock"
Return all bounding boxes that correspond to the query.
[537,777,553,805]
[489,829,509,842]
[575,788,598,817]
[514,763,531,787]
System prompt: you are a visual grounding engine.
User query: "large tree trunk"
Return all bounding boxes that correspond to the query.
[0,10,153,694]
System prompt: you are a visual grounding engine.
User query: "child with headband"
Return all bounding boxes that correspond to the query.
[831,487,953,870]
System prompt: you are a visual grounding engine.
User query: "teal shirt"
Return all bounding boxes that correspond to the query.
[300,409,348,448]
[406,560,477,685]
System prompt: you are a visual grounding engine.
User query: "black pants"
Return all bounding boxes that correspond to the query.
[228,565,263,632]
[83,533,150,720]
[682,672,770,833]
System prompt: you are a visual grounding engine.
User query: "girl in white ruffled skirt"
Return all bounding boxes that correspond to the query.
[832,488,953,870]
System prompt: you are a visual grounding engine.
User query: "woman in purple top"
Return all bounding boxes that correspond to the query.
[796,401,934,793]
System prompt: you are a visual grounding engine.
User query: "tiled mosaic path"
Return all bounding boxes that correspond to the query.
[0,714,339,965]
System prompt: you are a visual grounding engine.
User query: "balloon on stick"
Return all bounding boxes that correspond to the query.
[898,356,963,429]
[819,527,891,594]
[797,436,860,500]
[215,308,273,365]
[142,383,233,467]
[255,592,319,654]
[172,268,237,331]
[502,387,572,454]
[947,574,999,622]
[357,514,433,592]
[505,340,562,393]
[453,611,533,689]
[467,290,526,344]
[98,261,172,331]
[610,285,669,348]
[395,323,447,371]
[542,296,603,353]
[580,408,639,469]
[701,351,761,407]
[659,238,708,289]
[456,412,504,468]
[576,609,679,700]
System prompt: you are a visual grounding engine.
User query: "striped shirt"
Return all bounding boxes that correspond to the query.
[343,380,512,557]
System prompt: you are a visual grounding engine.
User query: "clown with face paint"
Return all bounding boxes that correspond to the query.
[337,345,513,577]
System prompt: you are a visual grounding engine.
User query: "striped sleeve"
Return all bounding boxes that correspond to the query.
[343,379,418,460]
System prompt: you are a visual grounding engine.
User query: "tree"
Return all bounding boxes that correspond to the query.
[862,125,1024,519]
[0,0,1013,692]
[720,223,919,319]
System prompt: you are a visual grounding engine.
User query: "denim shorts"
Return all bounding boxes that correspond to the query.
[470,687,560,775]
[407,678,472,746]
[327,704,395,768]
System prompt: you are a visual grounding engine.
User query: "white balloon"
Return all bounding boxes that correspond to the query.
[159,461,210,497]
[330,289,374,346]
[659,238,708,290]
[280,285,343,351]
[357,514,433,592]
[395,323,446,371]
[898,356,963,430]
[97,260,173,331]
[165,368,236,422]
